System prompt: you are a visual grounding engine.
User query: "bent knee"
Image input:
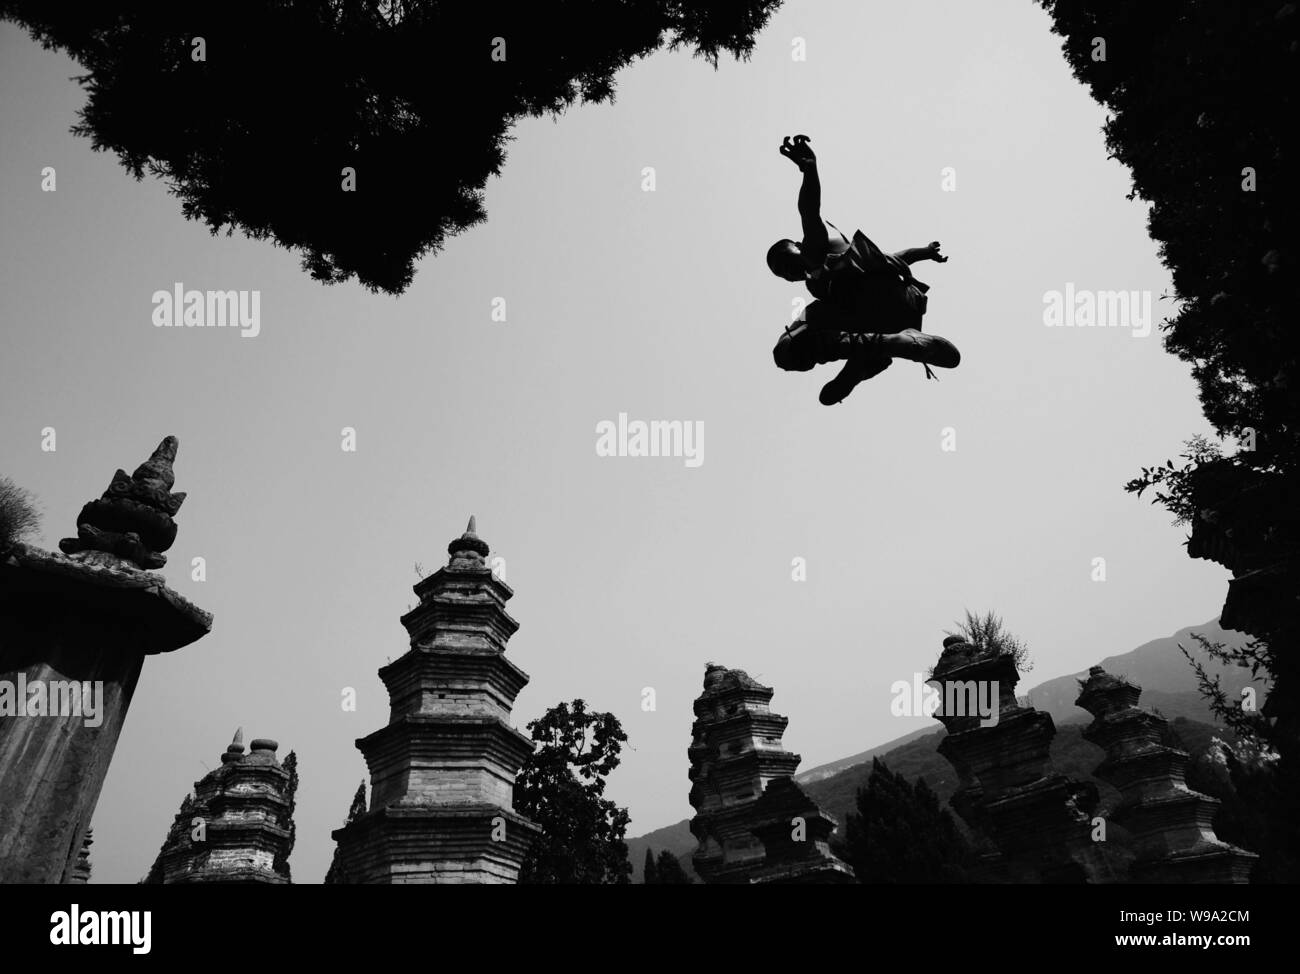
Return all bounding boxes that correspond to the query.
[773,334,814,372]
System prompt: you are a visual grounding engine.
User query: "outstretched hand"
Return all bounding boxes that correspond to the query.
[929,241,949,263]
[780,134,816,172]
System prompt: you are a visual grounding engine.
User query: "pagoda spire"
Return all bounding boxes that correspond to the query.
[58,434,188,570]
[145,733,296,883]
[447,513,490,560]
[221,727,245,763]
[331,517,540,883]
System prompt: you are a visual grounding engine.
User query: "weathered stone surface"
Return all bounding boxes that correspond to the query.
[1076,665,1256,883]
[145,731,297,884]
[58,436,188,571]
[1,543,211,654]
[331,517,540,883]
[0,441,210,883]
[688,663,853,883]
[931,636,1116,883]
[331,805,538,884]
[65,828,93,884]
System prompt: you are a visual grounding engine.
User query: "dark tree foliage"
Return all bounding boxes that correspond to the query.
[1038,1,1296,447]
[844,758,974,883]
[642,846,690,884]
[0,0,782,294]
[653,849,692,884]
[515,699,632,884]
[1039,0,1299,881]
[642,847,658,885]
[1177,632,1272,747]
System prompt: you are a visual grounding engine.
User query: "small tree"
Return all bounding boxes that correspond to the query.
[1178,632,1273,748]
[845,758,974,883]
[0,476,41,549]
[946,610,1032,672]
[642,848,658,885]
[515,699,632,884]
[654,850,692,885]
[1124,434,1223,526]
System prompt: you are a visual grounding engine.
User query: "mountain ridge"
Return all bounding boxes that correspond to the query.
[627,618,1261,881]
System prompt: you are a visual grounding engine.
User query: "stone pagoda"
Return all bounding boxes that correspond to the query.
[931,635,1115,883]
[145,730,298,883]
[67,829,93,884]
[746,776,853,884]
[1075,666,1256,883]
[688,663,853,883]
[0,436,212,883]
[330,517,540,883]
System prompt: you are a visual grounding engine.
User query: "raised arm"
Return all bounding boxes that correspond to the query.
[894,241,949,264]
[780,135,828,265]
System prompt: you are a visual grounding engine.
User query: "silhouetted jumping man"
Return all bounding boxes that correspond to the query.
[768,135,960,405]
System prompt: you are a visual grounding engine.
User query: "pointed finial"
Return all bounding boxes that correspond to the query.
[57,434,186,568]
[221,726,246,763]
[447,514,490,560]
[131,435,180,489]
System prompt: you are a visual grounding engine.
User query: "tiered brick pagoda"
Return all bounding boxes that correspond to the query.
[688,663,853,883]
[1076,666,1256,883]
[145,730,297,883]
[931,635,1115,883]
[0,436,212,883]
[330,517,540,883]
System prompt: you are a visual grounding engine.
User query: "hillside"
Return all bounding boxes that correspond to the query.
[627,618,1258,881]
[794,726,938,785]
[1024,619,1263,724]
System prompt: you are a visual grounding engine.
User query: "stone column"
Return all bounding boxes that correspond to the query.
[931,635,1114,883]
[0,437,212,883]
[1075,666,1256,883]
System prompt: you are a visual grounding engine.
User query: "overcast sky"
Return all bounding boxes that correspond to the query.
[0,0,1231,884]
